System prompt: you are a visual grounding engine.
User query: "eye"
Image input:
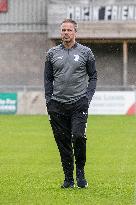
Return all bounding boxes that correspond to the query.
[67,29,72,32]
[62,29,66,32]
[61,29,73,32]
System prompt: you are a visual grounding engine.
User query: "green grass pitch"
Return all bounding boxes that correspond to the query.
[0,115,136,205]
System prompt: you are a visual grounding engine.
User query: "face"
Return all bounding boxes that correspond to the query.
[60,22,77,43]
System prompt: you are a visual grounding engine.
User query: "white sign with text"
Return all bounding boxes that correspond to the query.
[89,91,136,115]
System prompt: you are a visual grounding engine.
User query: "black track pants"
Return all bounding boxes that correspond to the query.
[47,97,88,180]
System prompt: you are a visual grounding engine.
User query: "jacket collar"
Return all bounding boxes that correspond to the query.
[60,42,78,49]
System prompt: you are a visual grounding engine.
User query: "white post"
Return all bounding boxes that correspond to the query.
[123,40,128,87]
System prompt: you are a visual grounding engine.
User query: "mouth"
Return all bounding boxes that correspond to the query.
[63,37,70,42]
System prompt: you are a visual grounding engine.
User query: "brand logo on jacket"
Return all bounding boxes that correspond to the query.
[74,54,79,61]
[57,56,63,59]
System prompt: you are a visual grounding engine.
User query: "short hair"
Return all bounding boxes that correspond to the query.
[60,19,78,32]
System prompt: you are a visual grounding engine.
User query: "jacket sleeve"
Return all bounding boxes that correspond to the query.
[86,49,97,104]
[44,52,54,104]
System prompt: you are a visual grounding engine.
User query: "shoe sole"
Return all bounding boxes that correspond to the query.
[77,183,88,188]
[61,185,75,189]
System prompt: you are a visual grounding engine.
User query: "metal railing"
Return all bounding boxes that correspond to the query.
[0,85,44,92]
[0,85,136,92]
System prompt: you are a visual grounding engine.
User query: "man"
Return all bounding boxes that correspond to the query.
[44,19,97,188]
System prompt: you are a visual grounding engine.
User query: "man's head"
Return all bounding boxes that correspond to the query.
[60,19,78,46]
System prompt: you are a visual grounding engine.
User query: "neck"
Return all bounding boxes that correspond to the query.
[63,41,76,49]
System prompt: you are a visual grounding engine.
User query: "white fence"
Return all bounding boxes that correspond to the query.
[0,85,136,115]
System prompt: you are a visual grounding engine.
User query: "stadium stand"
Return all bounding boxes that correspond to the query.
[0,0,136,89]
